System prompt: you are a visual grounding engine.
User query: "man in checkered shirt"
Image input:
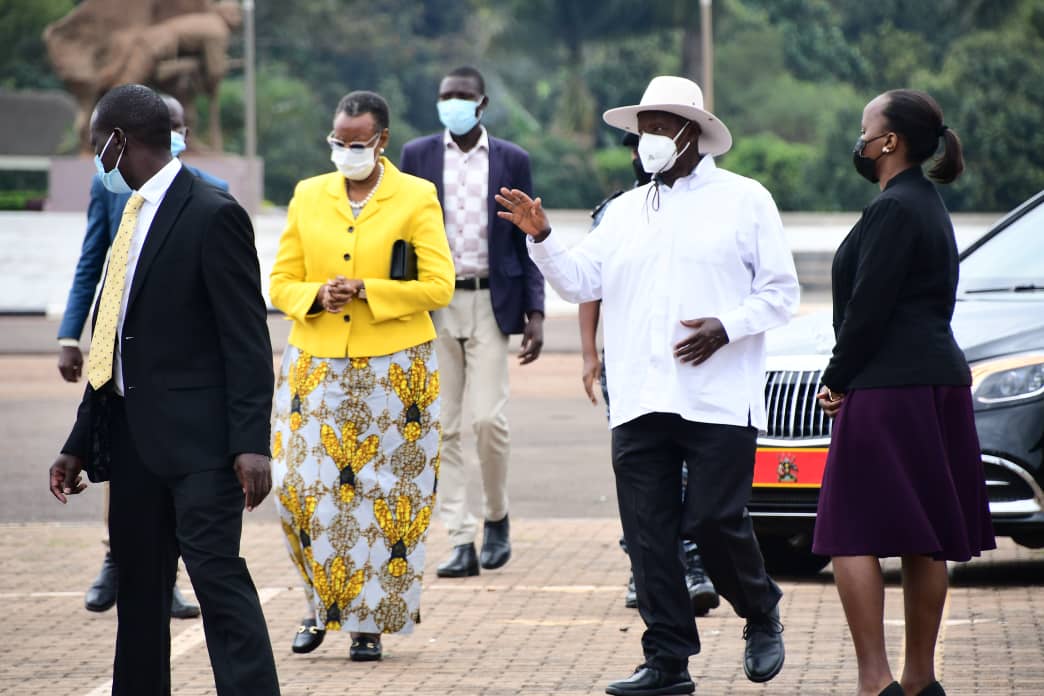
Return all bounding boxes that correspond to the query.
[400,66,546,579]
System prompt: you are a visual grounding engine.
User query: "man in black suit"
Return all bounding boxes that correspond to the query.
[48,84,279,696]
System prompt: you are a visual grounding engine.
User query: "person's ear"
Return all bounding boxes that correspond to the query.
[477,95,489,116]
[882,132,898,154]
[378,128,390,154]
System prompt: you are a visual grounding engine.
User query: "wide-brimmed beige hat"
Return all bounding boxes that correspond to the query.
[603,75,732,156]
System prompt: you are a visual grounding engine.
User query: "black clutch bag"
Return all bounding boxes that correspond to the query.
[390,239,418,281]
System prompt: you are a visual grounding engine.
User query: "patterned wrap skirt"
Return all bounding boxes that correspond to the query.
[272,342,440,635]
[812,385,996,562]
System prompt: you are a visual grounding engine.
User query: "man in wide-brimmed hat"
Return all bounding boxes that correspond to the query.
[497,75,799,696]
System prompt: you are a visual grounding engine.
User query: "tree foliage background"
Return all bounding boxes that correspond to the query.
[5,0,1044,211]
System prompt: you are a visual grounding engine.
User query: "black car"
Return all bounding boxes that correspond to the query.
[751,190,1044,575]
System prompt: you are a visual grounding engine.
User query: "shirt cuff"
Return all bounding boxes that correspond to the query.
[718,308,748,344]
[526,230,566,260]
[58,338,80,348]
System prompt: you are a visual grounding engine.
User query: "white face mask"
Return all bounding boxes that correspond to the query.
[329,132,380,181]
[637,122,691,175]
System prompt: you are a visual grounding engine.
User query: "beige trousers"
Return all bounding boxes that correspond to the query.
[434,288,511,547]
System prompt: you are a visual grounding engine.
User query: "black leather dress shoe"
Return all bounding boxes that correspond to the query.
[684,551,720,617]
[170,585,200,619]
[480,515,511,570]
[349,633,382,662]
[291,618,326,654]
[85,552,118,612]
[437,543,480,577]
[743,604,785,682]
[605,665,695,695]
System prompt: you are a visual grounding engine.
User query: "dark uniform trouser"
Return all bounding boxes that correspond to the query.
[612,412,782,673]
[107,397,280,696]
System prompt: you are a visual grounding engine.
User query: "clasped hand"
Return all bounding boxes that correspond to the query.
[318,275,364,313]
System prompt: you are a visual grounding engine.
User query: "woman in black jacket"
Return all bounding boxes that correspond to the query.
[814,89,995,696]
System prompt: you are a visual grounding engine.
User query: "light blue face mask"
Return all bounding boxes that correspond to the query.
[94,132,133,194]
[437,98,482,136]
[170,130,186,157]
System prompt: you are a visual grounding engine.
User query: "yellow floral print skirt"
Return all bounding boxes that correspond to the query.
[272,342,440,635]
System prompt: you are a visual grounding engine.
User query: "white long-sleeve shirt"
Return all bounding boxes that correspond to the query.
[528,156,799,429]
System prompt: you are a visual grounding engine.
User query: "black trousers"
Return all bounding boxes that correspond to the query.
[107,397,279,696]
[612,413,782,672]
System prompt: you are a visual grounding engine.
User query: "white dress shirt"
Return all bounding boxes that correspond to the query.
[528,156,799,430]
[114,157,183,395]
[442,127,490,278]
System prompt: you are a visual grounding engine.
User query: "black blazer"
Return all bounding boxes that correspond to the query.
[62,166,274,480]
[822,167,971,392]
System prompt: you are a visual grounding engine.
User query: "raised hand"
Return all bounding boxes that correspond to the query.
[495,187,551,240]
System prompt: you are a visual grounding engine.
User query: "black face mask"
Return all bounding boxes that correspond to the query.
[852,133,888,183]
[632,157,652,186]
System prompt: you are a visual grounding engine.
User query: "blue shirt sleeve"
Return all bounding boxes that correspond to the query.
[57,176,114,340]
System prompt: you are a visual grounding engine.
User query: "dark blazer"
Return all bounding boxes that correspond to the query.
[62,166,273,481]
[822,167,971,392]
[399,132,545,335]
[58,165,228,340]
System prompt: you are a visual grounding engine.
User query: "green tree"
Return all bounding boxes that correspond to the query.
[0,0,73,89]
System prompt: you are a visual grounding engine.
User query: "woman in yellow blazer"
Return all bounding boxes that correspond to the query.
[270,91,454,662]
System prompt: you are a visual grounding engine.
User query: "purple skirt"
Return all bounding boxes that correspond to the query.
[812,385,996,561]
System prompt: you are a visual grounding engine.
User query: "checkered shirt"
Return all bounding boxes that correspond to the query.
[442,127,490,278]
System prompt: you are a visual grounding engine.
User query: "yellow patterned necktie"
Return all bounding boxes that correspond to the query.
[87,193,146,390]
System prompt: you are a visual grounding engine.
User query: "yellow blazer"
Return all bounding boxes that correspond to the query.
[270,158,454,358]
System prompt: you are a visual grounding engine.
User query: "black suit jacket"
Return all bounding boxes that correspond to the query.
[399,133,545,335]
[822,167,971,392]
[62,166,274,480]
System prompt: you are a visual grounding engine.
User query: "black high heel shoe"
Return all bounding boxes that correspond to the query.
[878,682,904,696]
[917,681,945,696]
[291,618,326,654]
[349,633,382,661]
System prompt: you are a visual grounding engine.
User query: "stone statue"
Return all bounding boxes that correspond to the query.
[43,0,241,153]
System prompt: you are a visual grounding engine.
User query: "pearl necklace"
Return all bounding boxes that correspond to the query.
[349,163,384,214]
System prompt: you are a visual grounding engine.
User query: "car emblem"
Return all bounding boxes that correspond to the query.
[776,454,799,483]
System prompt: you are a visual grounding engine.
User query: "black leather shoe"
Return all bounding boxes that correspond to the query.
[349,633,382,662]
[624,573,638,609]
[605,665,695,695]
[291,618,326,654]
[85,552,118,612]
[480,515,511,570]
[437,543,480,578]
[743,604,785,683]
[879,682,904,696]
[684,551,720,617]
[170,585,200,619]
[916,681,945,696]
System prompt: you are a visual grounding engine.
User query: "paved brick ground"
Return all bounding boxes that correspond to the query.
[1,519,1043,695]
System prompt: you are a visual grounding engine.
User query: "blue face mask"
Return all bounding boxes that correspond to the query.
[94,132,133,194]
[170,130,186,157]
[437,98,482,136]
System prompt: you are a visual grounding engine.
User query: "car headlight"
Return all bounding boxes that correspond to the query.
[971,353,1044,404]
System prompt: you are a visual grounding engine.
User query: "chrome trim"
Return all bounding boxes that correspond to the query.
[749,511,817,518]
[983,454,1044,517]
[757,437,832,448]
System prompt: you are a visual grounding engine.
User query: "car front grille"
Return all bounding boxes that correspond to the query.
[763,370,832,440]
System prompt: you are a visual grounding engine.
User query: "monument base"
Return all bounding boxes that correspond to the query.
[46,154,264,215]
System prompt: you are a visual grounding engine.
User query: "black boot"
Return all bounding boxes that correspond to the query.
[437,543,479,578]
[684,549,720,616]
[171,584,200,619]
[480,515,511,570]
[85,552,118,612]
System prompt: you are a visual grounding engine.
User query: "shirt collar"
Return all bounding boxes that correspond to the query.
[136,157,182,204]
[444,126,489,153]
[658,155,716,193]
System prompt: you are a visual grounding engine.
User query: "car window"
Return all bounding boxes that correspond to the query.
[959,200,1044,293]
